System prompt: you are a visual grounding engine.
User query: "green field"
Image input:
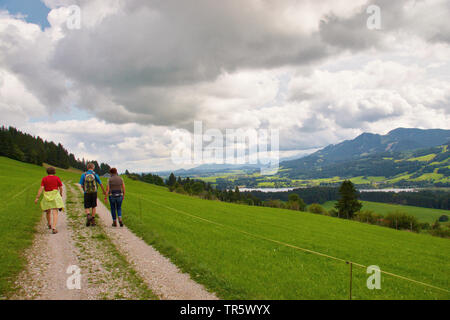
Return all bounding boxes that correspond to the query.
[0,158,42,296]
[1,157,449,300]
[122,177,450,299]
[0,157,81,296]
[322,200,449,224]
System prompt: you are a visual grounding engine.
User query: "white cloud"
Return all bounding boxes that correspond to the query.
[287,60,450,131]
[0,70,47,126]
[0,1,449,171]
[20,119,177,171]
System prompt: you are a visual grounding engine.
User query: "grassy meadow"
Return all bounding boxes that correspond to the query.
[0,157,82,296]
[1,157,449,300]
[0,158,52,295]
[322,201,449,224]
[121,176,450,299]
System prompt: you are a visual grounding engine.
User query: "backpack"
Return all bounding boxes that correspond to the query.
[84,173,98,193]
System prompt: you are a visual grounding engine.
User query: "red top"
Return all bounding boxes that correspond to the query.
[41,175,63,192]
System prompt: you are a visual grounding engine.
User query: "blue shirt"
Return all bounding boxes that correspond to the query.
[79,170,102,192]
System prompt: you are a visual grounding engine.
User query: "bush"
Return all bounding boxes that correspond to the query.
[287,194,307,211]
[308,203,327,215]
[432,220,441,230]
[199,191,215,200]
[174,185,187,194]
[286,201,300,211]
[419,222,431,230]
[438,215,449,222]
[430,227,450,238]
[383,211,420,232]
[328,209,338,217]
[264,199,285,209]
[354,210,382,224]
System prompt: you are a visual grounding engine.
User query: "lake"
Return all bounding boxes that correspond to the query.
[358,188,418,193]
[239,187,298,193]
[240,187,418,193]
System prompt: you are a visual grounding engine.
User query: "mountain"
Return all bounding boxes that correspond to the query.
[157,152,308,177]
[216,142,450,189]
[282,128,450,170]
[157,163,261,178]
[155,128,449,188]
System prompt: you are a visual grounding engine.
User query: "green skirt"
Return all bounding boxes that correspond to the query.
[40,190,64,211]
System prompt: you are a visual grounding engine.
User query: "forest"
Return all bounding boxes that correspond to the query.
[0,126,111,175]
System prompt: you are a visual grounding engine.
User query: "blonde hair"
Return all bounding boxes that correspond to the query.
[87,163,95,170]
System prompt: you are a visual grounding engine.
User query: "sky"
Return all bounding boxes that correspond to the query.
[0,0,449,172]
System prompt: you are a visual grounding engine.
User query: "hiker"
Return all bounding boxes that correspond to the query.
[34,167,64,234]
[79,163,106,227]
[105,168,125,227]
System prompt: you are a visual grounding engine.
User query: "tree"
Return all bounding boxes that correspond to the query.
[335,180,362,219]
[99,162,111,175]
[234,186,241,201]
[288,193,300,202]
[192,181,205,194]
[167,173,177,187]
[0,126,111,171]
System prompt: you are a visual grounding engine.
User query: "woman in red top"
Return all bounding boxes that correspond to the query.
[35,167,64,234]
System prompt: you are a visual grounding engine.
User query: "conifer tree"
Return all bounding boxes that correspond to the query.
[335,180,362,219]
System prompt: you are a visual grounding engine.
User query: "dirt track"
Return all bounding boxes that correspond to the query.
[12,182,217,300]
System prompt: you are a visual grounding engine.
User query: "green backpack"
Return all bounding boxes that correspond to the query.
[84,173,98,193]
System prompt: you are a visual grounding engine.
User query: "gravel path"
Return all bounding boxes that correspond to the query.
[12,184,87,299]
[75,184,218,300]
[12,182,155,300]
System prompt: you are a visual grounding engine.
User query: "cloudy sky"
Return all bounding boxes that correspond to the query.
[0,0,449,172]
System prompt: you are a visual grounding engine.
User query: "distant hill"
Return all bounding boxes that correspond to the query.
[282,128,450,170]
[156,163,260,178]
[157,153,307,177]
[278,142,450,187]
[180,128,450,189]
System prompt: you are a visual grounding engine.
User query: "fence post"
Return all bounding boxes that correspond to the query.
[347,261,353,300]
[139,197,142,224]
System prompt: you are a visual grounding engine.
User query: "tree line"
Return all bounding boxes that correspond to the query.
[247,185,450,210]
[0,126,111,175]
[360,190,450,210]
[246,186,340,204]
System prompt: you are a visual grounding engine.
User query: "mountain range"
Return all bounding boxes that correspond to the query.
[283,128,450,168]
[160,128,450,188]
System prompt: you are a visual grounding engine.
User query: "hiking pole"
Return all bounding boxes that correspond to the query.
[346,261,353,300]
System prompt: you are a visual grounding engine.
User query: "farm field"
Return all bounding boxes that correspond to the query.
[322,200,449,224]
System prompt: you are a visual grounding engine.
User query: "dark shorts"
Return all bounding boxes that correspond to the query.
[84,192,97,209]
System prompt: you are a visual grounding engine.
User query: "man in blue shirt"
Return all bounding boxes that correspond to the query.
[79,163,106,226]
